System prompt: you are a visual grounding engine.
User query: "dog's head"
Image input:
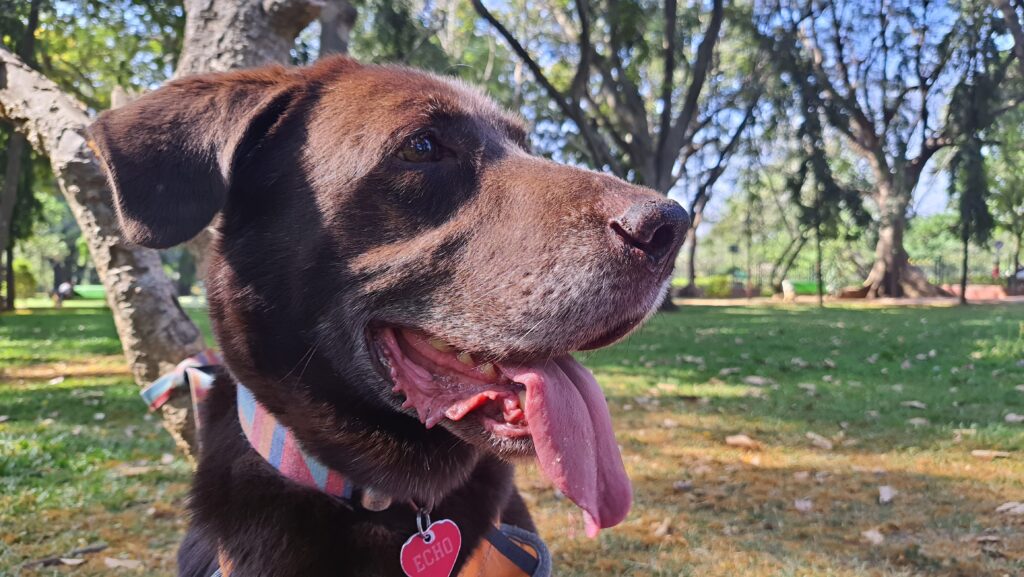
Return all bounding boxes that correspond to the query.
[90,57,688,534]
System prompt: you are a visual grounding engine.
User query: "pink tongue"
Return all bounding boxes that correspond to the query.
[500,356,632,537]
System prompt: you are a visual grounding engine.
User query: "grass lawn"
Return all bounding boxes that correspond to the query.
[2,303,1023,576]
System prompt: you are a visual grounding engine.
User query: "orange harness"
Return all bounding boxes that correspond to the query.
[214,522,550,577]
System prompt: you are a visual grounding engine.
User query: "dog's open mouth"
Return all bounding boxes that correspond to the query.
[373,326,631,537]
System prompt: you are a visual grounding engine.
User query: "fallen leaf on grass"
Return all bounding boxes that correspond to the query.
[793,499,813,512]
[48,376,65,385]
[116,465,157,477]
[878,486,898,505]
[0,415,8,423]
[866,354,879,364]
[742,375,775,387]
[995,502,1024,515]
[725,434,762,450]
[93,412,106,421]
[907,417,930,427]
[971,450,1010,460]
[672,480,693,492]
[797,383,817,395]
[653,517,672,537]
[791,357,809,369]
[806,432,833,451]
[1015,385,1024,393]
[104,557,142,569]
[861,529,885,545]
[900,400,927,410]
[661,419,679,429]
[976,535,1002,544]
[1004,413,1024,424]
[718,367,740,376]
[59,558,86,566]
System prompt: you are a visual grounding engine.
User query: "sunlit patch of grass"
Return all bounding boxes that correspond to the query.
[2,304,1024,575]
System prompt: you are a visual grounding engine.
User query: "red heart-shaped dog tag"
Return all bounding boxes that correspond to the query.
[399,519,462,577]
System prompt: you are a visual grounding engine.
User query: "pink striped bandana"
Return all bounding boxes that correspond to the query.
[236,384,353,499]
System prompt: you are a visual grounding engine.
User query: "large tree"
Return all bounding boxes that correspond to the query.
[472,0,761,301]
[756,0,1018,297]
[0,0,322,459]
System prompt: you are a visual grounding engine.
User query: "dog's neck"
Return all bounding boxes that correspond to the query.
[237,383,357,500]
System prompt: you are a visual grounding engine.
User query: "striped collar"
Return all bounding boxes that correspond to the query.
[236,384,354,500]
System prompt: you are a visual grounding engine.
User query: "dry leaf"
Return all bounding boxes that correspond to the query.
[0,415,8,423]
[907,417,930,427]
[661,419,679,429]
[160,453,175,465]
[1015,385,1024,393]
[995,502,1024,515]
[653,517,672,537]
[823,358,836,369]
[900,360,912,370]
[93,412,106,421]
[793,499,813,512]
[742,375,774,387]
[878,486,898,505]
[866,353,879,364]
[806,432,833,451]
[1004,413,1024,424]
[797,383,817,395]
[59,558,86,566]
[790,357,809,369]
[861,529,885,545]
[718,367,740,376]
[900,400,927,410]
[672,480,694,492]
[725,434,762,450]
[103,557,142,569]
[971,450,1010,460]
[48,376,65,385]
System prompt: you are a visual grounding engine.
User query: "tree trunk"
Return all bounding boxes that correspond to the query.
[5,245,13,310]
[815,214,824,307]
[319,0,357,57]
[770,233,807,294]
[0,132,25,258]
[863,182,944,298]
[959,228,970,305]
[1014,230,1021,276]
[0,0,320,462]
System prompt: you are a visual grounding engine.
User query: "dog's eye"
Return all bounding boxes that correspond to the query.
[397,133,443,163]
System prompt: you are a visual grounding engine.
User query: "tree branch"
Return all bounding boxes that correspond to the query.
[471,0,620,173]
[658,0,724,191]
[993,0,1024,77]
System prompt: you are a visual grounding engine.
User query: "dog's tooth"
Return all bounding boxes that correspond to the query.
[517,389,527,412]
[479,363,497,379]
[457,351,474,366]
[428,338,454,352]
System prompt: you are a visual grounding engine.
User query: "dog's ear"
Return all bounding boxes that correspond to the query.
[90,69,298,248]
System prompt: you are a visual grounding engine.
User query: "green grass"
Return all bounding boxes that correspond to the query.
[2,303,1023,576]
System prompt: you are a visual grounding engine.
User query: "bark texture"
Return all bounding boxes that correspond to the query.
[0,49,206,455]
[176,0,323,75]
[319,0,357,57]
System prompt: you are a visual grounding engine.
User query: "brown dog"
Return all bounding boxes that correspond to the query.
[90,56,688,577]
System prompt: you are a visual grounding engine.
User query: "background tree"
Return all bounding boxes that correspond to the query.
[993,0,1024,77]
[0,0,323,460]
[987,108,1024,274]
[755,0,1017,297]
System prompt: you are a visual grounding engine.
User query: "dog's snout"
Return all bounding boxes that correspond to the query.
[610,198,690,266]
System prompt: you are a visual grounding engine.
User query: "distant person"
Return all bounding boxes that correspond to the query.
[56,281,73,308]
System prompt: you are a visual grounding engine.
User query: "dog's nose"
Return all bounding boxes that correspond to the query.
[610,198,690,266]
